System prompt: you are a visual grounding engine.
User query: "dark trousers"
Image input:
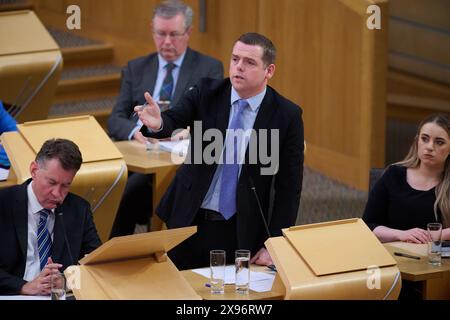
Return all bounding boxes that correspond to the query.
[109,172,153,238]
[168,209,238,270]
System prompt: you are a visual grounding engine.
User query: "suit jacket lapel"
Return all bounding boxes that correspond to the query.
[52,205,65,263]
[13,181,30,259]
[252,87,276,132]
[142,54,159,100]
[172,48,194,105]
[243,87,276,170]
[215,82,232,139]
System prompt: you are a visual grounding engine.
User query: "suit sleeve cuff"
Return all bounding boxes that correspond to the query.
[128,125,142,140]
[147,120,164,133]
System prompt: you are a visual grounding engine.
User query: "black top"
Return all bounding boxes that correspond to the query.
[363,165,441,231]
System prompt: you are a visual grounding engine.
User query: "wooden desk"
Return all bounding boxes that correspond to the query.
[0,175,16,189]
[114,141,183,231]
[0,155,17,190]
[181,266,283,300]
[384,242,450,300]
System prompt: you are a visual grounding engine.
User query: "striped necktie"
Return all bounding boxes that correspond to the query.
[37,208,52,270]
[159,63,176,103]
[218,99,248,219]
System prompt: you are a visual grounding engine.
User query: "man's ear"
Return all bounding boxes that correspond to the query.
[185,26,193,37]
[265,64,276,81]
[30,161,38,179]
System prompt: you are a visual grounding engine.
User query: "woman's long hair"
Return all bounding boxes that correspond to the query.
[395,114,450,228]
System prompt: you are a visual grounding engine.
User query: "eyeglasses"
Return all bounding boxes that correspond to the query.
[153,30,187,40]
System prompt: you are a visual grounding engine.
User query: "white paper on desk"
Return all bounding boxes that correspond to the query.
[249,277,276,293]
[157,139,190,157]
[0,167,9,181]
[0,295,50,300]
[192,266,276,293]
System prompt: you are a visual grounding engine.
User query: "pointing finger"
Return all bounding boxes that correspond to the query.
[144,91,157,107]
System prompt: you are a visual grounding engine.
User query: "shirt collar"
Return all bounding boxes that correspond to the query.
[157,50,187,70]
[230,86,267,112]
[27,181,54,215]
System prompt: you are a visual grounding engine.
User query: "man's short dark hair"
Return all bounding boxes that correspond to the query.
[35,138,82,171]
[237,33,276,67]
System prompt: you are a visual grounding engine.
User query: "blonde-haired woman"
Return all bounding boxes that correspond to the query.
[363,113,450,243]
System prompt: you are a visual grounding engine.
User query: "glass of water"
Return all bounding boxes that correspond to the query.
[210,250,226,294]
[427,222,442,266]
[51,272,66,300]
[235,249,251,294]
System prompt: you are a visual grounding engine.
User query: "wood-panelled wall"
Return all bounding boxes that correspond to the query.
[30,0,259,70]
[259,0,387,190]
[389,0,450,85]
[387,0,450,123]
[30,0,388,190]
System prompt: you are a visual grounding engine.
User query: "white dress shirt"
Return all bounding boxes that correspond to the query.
[23,182,55,281]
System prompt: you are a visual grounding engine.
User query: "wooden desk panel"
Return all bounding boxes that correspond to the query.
[0,179,15,189]
[384,242,450,299]
[384,242,450,281]
[114,140,183,174]
[181,266,282,300]
[114,141,183,231]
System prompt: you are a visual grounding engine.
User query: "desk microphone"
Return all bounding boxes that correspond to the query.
[249,176,277,272]
[57,210,75,266]
[248,176,271,239]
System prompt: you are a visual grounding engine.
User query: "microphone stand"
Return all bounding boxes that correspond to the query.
[56,210,75,266]
[248,176,277,271]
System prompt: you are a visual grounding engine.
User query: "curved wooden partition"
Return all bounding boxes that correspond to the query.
[0,10,62,123]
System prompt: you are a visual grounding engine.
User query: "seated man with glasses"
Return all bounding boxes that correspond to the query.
[108,0,224,237]
[154,30,188,41]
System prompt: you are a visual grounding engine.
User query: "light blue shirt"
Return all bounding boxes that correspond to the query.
[152,53,185,102]
[201,86,267,212]
[128,52,187,140]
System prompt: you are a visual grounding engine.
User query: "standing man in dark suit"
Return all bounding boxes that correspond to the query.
[0,138,101,295]
[108,0,224,237]
[136,33,304,270]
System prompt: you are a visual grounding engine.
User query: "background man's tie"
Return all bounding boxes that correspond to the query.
[218,99,249,219]
[37,208,52,270]
[159,63,176,103]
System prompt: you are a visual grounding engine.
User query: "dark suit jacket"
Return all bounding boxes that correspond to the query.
[142,78,304,254]
[108,47,224,140]
[0,180,101,295]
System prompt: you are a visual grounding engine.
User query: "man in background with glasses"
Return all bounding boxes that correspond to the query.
[108,0,223,238]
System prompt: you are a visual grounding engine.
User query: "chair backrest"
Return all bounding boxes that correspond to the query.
[369,168,384,192]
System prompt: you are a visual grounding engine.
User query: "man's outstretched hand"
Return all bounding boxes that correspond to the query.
[135,92,162,131]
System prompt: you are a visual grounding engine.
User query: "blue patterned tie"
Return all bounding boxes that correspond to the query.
[218,99,248,219]
[159,63,176,103]
[37,209,52,270]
